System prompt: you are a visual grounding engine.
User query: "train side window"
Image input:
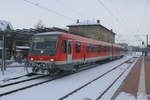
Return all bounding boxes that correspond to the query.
[86,43,90,52]
[106,46,109,52]
[102,46,105,52]
[76,41,81,53]
[91,45,94,52]
[61,40,67,53]
[98,45,101,52]
[104,46,106,52]
[101,46,104,52]
[89,44,93,52]
[95,45,99,52]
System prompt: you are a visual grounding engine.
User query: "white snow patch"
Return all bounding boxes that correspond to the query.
[100,57,138,100]
[0,67,29,82]
[65,62,135,100]
[116,92,148,100]
[70,20,100,26]
[9,62,24,66]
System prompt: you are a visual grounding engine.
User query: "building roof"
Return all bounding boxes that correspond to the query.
[67,20,116,35]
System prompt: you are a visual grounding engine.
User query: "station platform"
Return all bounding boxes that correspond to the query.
[115,56,150,99]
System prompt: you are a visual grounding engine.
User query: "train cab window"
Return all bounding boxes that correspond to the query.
[61,40,67,53]
[76,41,81,53]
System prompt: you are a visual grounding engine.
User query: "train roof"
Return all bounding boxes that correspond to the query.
[16,46,30,49]
[34,31,123,48]
[34,31,62,36]
[113,44,124,48]
[61,32,112,46]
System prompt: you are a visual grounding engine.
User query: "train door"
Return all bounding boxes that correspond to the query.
[67,40,72,63]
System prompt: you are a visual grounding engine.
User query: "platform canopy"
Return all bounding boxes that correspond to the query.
[0,27,70,41]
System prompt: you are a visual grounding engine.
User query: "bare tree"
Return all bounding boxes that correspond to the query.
[34,20,45,29]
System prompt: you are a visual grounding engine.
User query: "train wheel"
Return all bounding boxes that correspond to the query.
[72,65,79,72]
[48,69,61,76]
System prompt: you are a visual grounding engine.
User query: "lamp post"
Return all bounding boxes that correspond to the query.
[1,33,6,75]
[1,34,4,75]
[142,41,145,56]
[146,34,148,56]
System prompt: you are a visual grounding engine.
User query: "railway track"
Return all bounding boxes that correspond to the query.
[95,62,133,100]
[0,57,136,97]
[58,57,137,100]
[0,74,28,83]
[0,72,70,97]
[0,74,48,88]
[0,73,37,83]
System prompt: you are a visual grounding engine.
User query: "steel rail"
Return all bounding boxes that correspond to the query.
[0,72,70,97]
[58,57,136,100]
[0,75,48,88]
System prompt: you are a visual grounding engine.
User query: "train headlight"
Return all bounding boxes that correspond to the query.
[30,58,34,61]
[50,59,54,62]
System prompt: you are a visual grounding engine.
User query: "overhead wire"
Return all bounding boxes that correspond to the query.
[96,0,130,29]
[54,0,85,19]
[134,0,149,46]
[23,0,74,21]
[96,0,124,36]
[96,0,120,23]
[96,0,133,44]
[136,0,148,33]
[108,3,130,31]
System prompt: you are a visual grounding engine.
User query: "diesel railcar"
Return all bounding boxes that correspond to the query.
[28,32,125,74]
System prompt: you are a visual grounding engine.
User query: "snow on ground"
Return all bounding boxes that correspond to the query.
[101,58,138,100]
[116,92,149,100]
[8,62,24,66]
[0,76,49,94]
[0,55,135,100]
[65,63,131,100]
[0,62,29,82]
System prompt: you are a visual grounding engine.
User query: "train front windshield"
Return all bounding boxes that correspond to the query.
[31,35,59,56]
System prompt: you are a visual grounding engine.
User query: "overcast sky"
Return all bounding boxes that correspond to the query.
[0,0,150,46]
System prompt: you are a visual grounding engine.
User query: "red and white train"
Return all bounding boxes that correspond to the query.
[28,31,125,74]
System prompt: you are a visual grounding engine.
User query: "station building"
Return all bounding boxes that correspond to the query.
[67,20,116,43]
